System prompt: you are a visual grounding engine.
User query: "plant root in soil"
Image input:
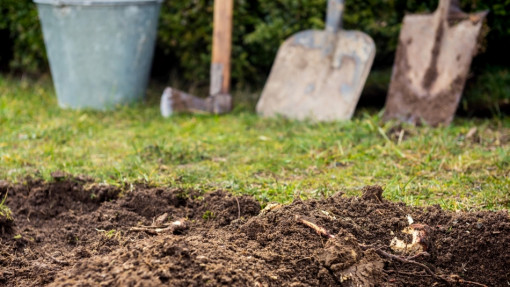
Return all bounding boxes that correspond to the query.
[297,187,490,287]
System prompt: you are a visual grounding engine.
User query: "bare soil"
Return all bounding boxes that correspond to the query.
[0,178,509,286]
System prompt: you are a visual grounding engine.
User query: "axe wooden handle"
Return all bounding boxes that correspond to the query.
[210,0,233,96]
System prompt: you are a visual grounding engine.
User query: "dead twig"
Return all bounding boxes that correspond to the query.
[445,275,489,287]
[45,253,69,266]
[234,197,241,219]
[291,256,315,264]
[370,247,443,282]
[361,245,488,287]
[129,218,188,235]
[406,252,430,261]
[295,215,335,239]
[153,213,169,226]
[385,269,431,277]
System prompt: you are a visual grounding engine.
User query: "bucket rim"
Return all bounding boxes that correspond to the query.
[33,0,163,6]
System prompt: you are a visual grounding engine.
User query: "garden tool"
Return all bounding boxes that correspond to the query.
[256,0,375,122]
[161,0,233,117]
[383,0,488,126]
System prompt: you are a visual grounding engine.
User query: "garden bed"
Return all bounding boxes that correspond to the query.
[0,177,508,286]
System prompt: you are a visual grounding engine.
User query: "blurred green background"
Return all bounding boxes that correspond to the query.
[1,0,509,114]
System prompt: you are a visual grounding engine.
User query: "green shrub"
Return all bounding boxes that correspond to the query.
[0,0,46,73]
[463,66,510,116]
[0,0,508,111]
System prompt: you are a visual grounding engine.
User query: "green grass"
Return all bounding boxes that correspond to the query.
[0,75,509,211]
[0,192,12,221]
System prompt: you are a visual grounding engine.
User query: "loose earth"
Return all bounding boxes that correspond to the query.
[0,178,508,286]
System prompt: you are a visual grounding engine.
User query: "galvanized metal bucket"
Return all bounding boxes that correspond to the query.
[34,0,163,110]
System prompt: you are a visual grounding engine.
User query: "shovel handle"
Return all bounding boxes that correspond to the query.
[325,0,344,33]
[211,0,233,96]
[437,0,462,18]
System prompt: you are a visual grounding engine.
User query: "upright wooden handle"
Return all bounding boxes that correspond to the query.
[210,0,233,96]
[437,0,462,19]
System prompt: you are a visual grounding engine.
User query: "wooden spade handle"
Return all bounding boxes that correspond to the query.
[437,0,462,18]
[210,0,233,96]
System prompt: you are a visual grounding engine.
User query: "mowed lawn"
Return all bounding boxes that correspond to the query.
[0,75,509,211]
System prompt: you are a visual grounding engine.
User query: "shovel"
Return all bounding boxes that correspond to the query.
[256,0,376,122]
[161,0,233,116]
[383,0,488,126]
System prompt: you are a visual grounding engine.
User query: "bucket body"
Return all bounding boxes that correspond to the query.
[34,0,162,110]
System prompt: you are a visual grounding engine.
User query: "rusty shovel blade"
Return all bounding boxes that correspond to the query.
[383,0,488,126]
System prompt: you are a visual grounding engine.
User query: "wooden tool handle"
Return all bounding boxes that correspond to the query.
[210,0,233,96]
[326,0,344,33]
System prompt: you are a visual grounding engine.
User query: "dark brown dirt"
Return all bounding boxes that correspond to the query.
[0,213,14,236]
[0,180,509,286]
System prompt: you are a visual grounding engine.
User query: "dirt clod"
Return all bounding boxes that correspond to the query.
[361,185,384,203]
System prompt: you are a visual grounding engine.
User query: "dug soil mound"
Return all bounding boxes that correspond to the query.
[0,179,508,286]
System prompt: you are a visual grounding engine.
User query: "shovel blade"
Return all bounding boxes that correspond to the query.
[384,7,487,126]
[257,29,375,121]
